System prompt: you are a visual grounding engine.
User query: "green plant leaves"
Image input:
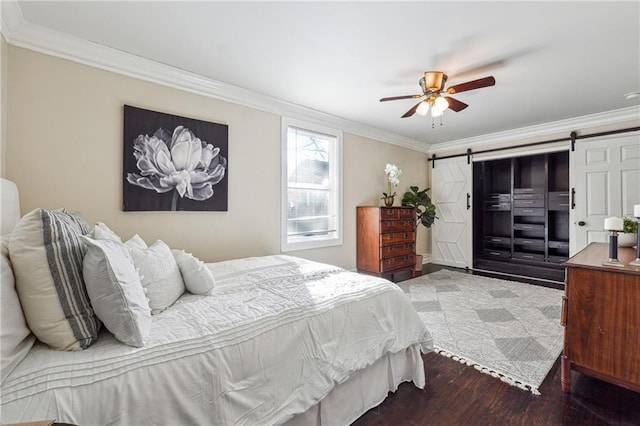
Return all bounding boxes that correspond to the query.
[623,217,638,233]
[401,187,437,228]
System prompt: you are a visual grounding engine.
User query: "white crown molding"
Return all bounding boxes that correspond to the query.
[4,1,636,157]
[0,1,429,153]
[429,105,640,155]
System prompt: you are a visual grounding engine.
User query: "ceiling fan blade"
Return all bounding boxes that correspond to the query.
[401,100,424,118]
[444,96,469,112]
[446,76,496,94]
[380,94,423,102]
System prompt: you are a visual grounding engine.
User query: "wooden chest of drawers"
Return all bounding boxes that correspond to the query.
[356,206,416,277]
[561,243,640,393]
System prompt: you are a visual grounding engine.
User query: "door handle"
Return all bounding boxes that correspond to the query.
[578,221,586,226]
[571,188,576,209]
[467,193,471,210]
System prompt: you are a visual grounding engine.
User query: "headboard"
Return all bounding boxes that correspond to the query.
[1,178,21,235]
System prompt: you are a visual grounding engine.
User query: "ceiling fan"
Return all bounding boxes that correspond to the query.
[380,71,496,120]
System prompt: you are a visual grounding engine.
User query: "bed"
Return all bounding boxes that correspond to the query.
[0,178,433,425]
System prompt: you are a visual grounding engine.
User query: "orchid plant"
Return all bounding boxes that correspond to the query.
[126,126,227,210]
[381,163,402,200]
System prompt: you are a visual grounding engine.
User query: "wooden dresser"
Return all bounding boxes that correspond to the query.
[356,206,416,277]
[561,242,640,393]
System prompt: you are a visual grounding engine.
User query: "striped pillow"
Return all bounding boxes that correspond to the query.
[9,208,101,350]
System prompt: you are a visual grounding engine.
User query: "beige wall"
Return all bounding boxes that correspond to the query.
[5,45,430,269]
[1,36,7,176]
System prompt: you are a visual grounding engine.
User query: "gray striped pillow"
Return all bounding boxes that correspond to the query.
[9,208,101,350]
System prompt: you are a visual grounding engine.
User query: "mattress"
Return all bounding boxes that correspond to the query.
[1,255,433,425]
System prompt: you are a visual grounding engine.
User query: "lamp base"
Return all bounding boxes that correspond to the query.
[628,258,640,267]
[602,258,625,267]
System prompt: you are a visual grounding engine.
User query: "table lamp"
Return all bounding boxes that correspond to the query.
[603,216,624,267]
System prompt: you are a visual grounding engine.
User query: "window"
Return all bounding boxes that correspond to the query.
[281,117,343,252]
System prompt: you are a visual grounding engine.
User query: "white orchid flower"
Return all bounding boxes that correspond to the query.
[382,163,403,200]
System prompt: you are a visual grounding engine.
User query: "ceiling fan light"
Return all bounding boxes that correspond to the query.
[434,96,449,111]
[416,101,430,116]
[431,105,444,117]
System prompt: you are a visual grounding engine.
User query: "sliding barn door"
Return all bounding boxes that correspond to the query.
[431,157,472,268]
[571,132,640,255]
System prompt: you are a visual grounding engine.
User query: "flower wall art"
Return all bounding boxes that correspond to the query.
[123,105,228,211]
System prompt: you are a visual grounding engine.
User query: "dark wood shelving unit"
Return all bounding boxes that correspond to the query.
[473,151,569,283]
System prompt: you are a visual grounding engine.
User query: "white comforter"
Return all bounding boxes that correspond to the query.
[1,255,433,425]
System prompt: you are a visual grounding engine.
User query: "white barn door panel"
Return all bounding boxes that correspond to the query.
[431,157,472,268]
[571,132,640,255]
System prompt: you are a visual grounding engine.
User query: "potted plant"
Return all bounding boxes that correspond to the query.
[381,163,402,207]
[619,217,638,247]
[401,186,437,228]
[401,186,437,271]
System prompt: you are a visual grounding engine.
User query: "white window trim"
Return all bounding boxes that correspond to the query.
[281,117,343,252]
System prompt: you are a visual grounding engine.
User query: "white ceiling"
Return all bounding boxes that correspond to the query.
[7,1,640,149]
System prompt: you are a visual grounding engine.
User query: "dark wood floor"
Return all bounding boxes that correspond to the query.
[353,353,640,425]
[353,265,640,426]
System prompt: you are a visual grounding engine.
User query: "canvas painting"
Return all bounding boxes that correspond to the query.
[123,105,228,211]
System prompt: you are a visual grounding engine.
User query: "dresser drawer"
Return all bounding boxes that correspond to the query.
[482,249,511,259]
[381,231,415,245]
[513,199,544,208]
[380,243,414,259]
[547,255,569,264]
[513,192,544,200]
[380,255,414,272]
[484,202,511,211]
[514,187,543,194]
[548,200,570,211]
[548,240,569,250]
[548,192,570,211]
[514,237,545,250]
[512,251,545,262]
[548,191,570,200]
[484,236,511,245]
[513,223,544,232]
[513,207,544,216]
[381,207,414,220]
[381,219,414,232]
[486,193,511,202]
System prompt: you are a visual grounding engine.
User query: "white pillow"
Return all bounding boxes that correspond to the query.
[128,240,185,314]
[80,236,151,347]
[9,208,100,351]
[171,249,215,295]
[90,222,122,243]
[1,236,36,383]
[125,234,148,249]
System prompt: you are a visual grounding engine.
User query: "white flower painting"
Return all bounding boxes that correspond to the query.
[123,106,228,211]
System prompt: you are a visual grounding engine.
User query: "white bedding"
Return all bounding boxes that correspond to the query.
[1,255,433,425]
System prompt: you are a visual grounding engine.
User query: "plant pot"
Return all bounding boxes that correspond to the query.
[618,232,638,247]
[383,196,394,207]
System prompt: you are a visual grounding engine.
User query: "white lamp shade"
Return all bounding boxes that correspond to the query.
[634,204,640,218]
[604,216,624,231]
[434,96,449,111]
[416,101,430,116]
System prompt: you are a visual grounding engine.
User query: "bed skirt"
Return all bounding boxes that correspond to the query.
[286,344,425,425]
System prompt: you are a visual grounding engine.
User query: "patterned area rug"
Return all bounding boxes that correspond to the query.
[398,270,564,395]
